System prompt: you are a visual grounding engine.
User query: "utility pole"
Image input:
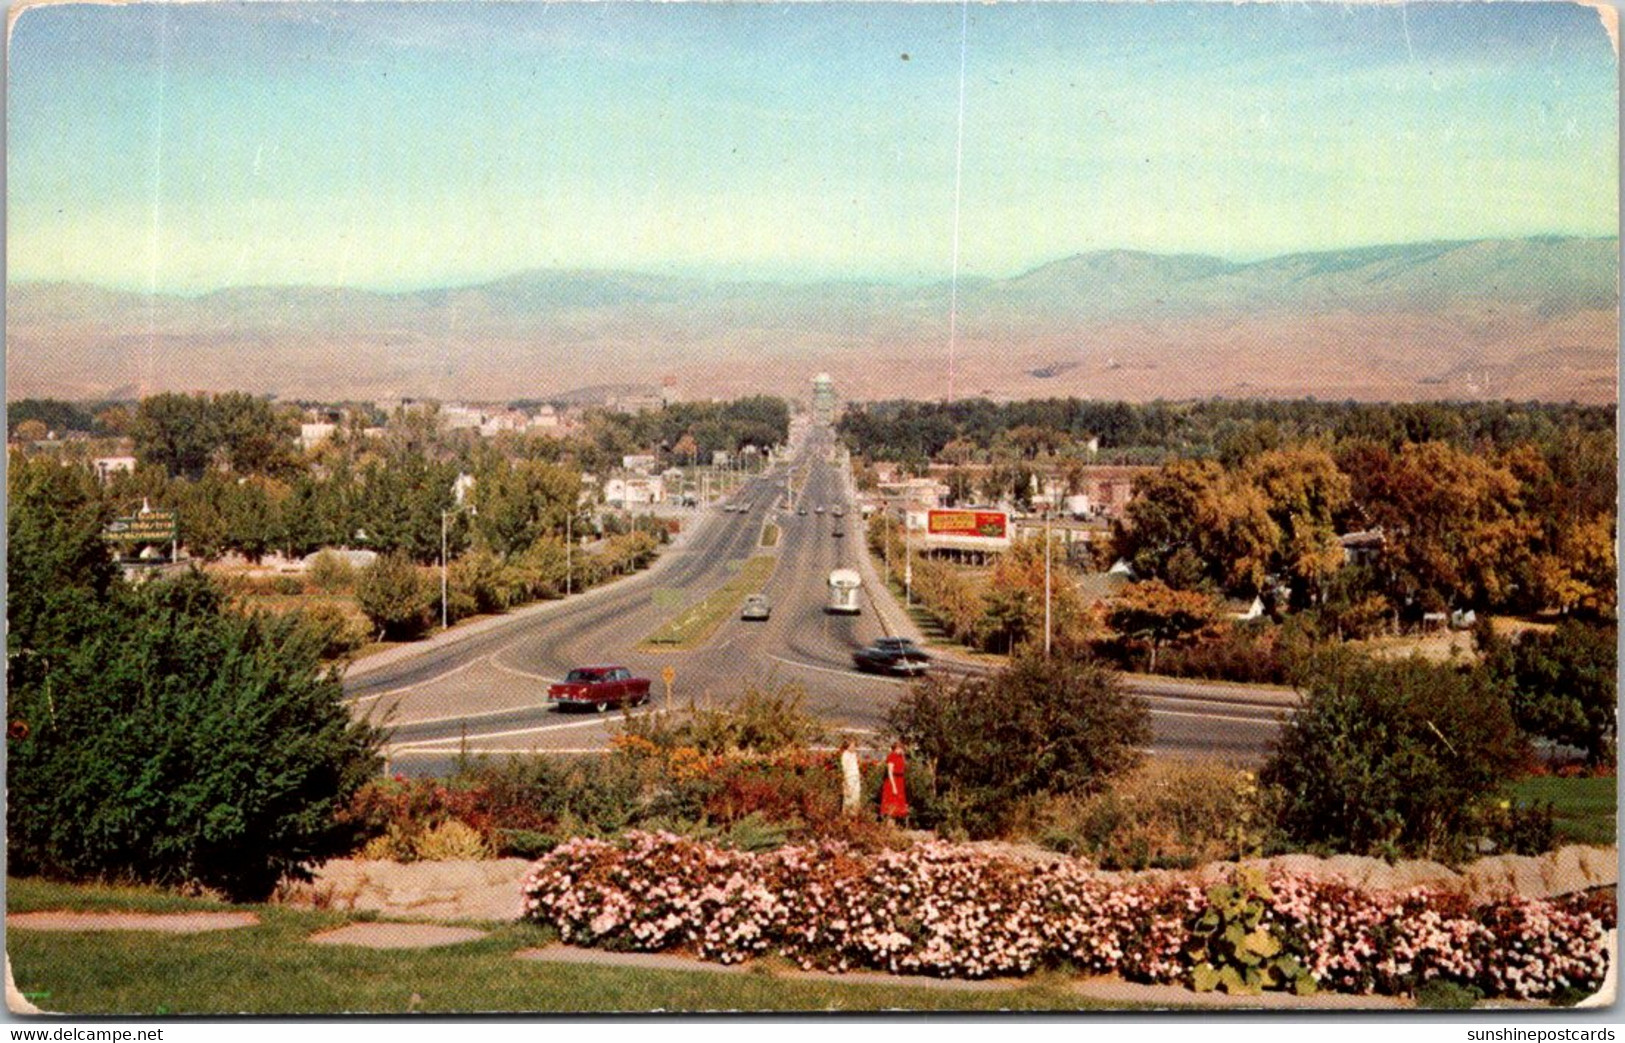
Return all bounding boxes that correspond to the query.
[904,512,913,607]
[1044,506,1053,657]
[441,509,450,630]
[884,514,892,586]
[565,511,573,596]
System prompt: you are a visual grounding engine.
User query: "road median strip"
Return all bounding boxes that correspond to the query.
[641,556,777,650]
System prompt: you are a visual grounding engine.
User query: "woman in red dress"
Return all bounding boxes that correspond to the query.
[879,741,909,822]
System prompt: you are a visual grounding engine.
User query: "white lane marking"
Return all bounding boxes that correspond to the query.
[1140,691,1299,711]
[347,654,485,703]
[485,654,561,685]
[388,708,668,751]
[388,703,553,730]
[1148,707,1280,726]
[391,747,617,756]
[766,654,910,687]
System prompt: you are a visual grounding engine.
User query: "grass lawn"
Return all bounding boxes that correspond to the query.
[7,878,1149,1014]
[642,556,778,650]
[761,521,781,548]
[1508,776,1617,847]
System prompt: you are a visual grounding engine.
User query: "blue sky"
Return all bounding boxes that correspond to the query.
[7,1,1618,292]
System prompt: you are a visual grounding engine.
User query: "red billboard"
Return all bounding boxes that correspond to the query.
[926,509,1008,540]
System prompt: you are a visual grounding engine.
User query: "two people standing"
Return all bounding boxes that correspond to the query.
[837,739,908,822]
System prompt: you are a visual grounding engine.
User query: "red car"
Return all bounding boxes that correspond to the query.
[547,666,652,713]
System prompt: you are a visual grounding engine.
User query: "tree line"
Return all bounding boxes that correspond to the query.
[1115,436,1615,619]
[838,397,1614,468]
[11,391,790,566]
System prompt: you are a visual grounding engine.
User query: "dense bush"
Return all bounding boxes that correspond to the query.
[617,683,826,757]
[355,551,433,639]
[1092,618,1316,686]
[343,713,902,858]
[888,652,1149,837]
[523,831,1614,998]
[1481,620,1617,766]
[1262,653,1525,861]
[305,550,356,593]
[7,572,385,900]
[1034,759,1267,869]
[290,600,369,661]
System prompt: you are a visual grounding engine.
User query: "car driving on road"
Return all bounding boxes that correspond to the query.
[852,637,931,676]
[547,666,652,712]
[740,594,771,621]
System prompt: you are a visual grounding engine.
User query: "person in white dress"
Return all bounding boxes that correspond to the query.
[838,739,862,815]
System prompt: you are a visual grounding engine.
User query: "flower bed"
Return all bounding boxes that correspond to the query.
[520,832,1614,999]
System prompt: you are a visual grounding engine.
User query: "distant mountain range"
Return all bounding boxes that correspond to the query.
[7,237,1617,405]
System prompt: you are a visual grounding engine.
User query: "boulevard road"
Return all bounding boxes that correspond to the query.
[344,428,1296,774]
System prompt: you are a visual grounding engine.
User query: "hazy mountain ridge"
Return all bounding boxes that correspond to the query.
[7,237,1617,404]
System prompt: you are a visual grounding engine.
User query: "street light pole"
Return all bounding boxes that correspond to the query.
[565,511,573,596]
[441,509,450,631]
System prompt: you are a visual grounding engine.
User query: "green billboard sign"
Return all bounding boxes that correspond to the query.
[105,510,179,544]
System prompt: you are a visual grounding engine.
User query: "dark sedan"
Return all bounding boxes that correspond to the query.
[852,637,931,676]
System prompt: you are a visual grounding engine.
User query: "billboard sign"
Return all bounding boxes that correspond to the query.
[105,510,179,543]
[926,509,1008,541]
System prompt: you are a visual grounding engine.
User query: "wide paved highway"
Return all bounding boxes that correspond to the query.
[344,426,1296,774]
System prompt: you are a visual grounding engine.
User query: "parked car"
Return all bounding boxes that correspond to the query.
[797,507,808,516]
[547,666,652,712]
[815,505,825,514]
[832,525,845,537]
[740,594,771,621]
[852,637,931,676]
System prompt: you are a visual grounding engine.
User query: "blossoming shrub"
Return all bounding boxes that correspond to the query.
[521,831,1614,999]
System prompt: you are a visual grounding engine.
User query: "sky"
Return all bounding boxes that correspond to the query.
[7,1,1619,293]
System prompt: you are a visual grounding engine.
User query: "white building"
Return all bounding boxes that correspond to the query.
[441,405,485,430]
[299,423,337,451]
[92,456,137,482]
[480,411,530,437]
[604,476,665,506]
[877,477,948,510]
[622,454,659,474]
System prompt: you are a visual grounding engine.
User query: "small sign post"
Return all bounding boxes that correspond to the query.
[661,665,676,712]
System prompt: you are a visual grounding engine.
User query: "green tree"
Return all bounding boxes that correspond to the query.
[211,391,298,475]
[133,393,217,479]
[888,652,1149,836]
[6,572,384,900]
[355,456,460,562]
[944,468,978,506]
[472,458,581,558]
[1261,653,1524,860]
[355,552,433,640]
[7,453,116,655]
